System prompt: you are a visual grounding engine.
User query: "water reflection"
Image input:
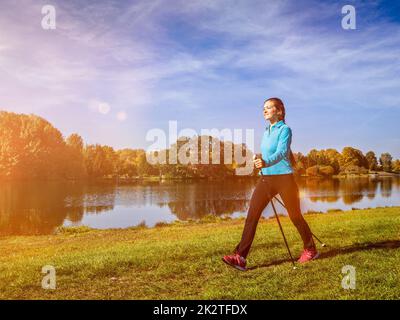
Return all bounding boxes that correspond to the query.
[303,177,382,204]
[0,181,116,235]
[0,176,399,235]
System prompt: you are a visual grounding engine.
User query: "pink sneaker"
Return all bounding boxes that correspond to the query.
[298,248,319,263]
[222,253,247,271]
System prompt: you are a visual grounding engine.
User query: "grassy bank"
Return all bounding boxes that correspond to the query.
[0,207,399,300]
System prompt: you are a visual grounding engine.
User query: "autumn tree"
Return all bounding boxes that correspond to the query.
[365,151,378,171]
[65,133,86,178]
[340,147,368,170]
[0,111,69,180]
[324,149,342,174]
[379,153,393,172]
[392,159,400,173]
[293,152,306,175]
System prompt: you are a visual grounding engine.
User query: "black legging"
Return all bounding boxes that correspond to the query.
[235,173,314,258]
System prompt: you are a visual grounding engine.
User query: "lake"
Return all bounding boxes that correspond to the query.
[1,176,399,235]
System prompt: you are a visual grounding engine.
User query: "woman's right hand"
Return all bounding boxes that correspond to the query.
[253,158,265,169]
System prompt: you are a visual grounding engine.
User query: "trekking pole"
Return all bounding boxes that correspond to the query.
[271,199,297,269]
[254,155,297,269]
[272,195,327,247]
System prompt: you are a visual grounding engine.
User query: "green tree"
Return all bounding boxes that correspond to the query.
[116,149,139,178]
[84,145,117,178]
[136,150,155,177]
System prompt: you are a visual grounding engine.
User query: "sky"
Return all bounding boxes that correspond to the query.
[0,0,399,158]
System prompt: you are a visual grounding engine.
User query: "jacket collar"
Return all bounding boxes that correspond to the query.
[266,120,285,131]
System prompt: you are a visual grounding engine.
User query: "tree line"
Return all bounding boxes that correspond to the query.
[1,111,399,180]
[293,148,400,177]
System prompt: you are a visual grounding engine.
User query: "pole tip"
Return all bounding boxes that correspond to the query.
[321,243,327,247]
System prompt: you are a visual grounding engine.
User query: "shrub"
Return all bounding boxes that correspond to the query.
[54,226,93,234]
[306,165,320,177]
[319,165,335,177]
[154,221,170,228]
[340,165,368,175]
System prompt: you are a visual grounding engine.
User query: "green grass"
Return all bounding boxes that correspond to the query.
[0,207,399,300]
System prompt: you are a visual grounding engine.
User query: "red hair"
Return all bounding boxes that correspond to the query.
[264,97,285,122]
[264,97,296,167]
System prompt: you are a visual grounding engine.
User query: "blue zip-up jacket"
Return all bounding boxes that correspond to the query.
[260,120,294,175]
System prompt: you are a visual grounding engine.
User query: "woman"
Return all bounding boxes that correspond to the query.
[222,97,318,271]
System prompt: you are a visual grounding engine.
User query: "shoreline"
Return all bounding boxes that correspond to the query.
[2,205,399,238]
[1,171,398,183]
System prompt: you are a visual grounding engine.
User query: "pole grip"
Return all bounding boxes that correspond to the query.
[253,154,264,176]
